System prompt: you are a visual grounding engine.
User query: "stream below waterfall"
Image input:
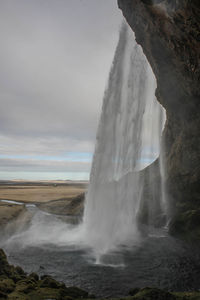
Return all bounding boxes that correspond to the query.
[2,205,200,298]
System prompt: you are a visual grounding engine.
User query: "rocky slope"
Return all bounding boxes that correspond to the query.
[37,193,85,217]
[118,0,200,240]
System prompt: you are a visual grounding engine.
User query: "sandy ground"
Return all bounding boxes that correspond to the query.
[0,181,88,204]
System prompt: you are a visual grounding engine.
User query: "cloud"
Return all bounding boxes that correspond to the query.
[0,134,94,157]
[0,157,91,173]
[0,0,122,178]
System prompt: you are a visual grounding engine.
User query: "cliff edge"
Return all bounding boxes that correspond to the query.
[118,0,200,240]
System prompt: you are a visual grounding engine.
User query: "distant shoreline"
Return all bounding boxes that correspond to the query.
[0,179,89,187]
[0,181,88,205]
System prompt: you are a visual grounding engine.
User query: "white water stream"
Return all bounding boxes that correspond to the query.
[2,23,166,263]
[81,23,166,257]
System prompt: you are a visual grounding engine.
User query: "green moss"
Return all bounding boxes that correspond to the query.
[28,273,39,282]
[131,287,176,299]
[39,275,61,289]
[0,290,8,299]
[63,286,89,298]
[15,279,36,294]
[7,291,30,300]
[26,287,61,299]
[173,291,200,300]
[0,279,15,294]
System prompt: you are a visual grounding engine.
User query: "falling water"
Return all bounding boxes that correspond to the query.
[82,23,166,257]
[2,23,200,296]
[1,23,166,265]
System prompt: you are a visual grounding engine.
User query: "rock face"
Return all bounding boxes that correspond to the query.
[118,0,200,239]
[137,159,167,228]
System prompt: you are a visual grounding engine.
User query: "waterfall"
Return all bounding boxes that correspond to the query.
[1,23,167,269]
[82,23,166,257]
[3,23,167,259]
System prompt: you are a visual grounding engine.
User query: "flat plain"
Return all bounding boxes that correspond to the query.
[0,180,88,204]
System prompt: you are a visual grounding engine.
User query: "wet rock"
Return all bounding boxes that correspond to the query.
[169,209,200,241]
[0,279,15,294]
[129,287,140,296]
[0,290,8,299]
[28,273,39,282]
[40,275,61,289]
[15,279,36,294]
[63,286,89,298]
[131,287,176,299]
[15,266,25,276]
[118,0,200,241]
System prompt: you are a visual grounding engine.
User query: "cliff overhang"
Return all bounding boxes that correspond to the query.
[118,0,200,240]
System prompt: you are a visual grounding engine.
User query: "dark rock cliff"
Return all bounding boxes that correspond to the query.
[118,0,200,239]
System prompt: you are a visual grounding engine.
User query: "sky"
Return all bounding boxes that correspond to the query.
[0,0,122,180]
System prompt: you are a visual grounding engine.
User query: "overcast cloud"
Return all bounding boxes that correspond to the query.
[0,0,122,179]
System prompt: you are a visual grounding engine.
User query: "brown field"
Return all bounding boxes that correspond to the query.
[0,181,88,204]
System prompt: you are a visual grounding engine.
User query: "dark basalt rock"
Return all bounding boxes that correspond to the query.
[137,159,167,228]
[118,0,200,240]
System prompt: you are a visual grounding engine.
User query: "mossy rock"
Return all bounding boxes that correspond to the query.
[0,249,13,277]
[15,279,36,294]
[7,292,30,300]
[0,248,27,284]
[0,290,8,299]
[28,273,39,282]
[39,275,62,289]
[0,278,15,294]
[174,291,200,300]
[15,266,25,276]
[129,288,140,296]
[128,288,200,300]
[131,287,176,299]
[63,286,89,298]
[24,287,61,299]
